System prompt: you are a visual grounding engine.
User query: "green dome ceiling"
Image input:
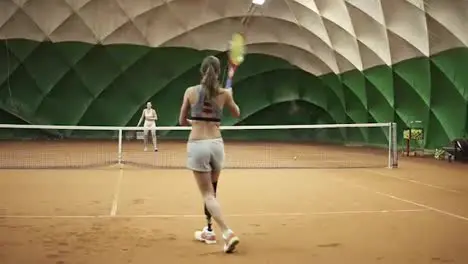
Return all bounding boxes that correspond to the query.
[0,0,467,148]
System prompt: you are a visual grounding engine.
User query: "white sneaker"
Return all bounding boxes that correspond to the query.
[144,147,148,152]
[194,226,217,244]
[223,230,240,253]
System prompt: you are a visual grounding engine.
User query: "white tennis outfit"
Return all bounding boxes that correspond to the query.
[142,108,158,152]
[143,109,156,130]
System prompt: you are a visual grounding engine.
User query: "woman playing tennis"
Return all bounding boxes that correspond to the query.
[179,55,241,253]
[137,102,158,152]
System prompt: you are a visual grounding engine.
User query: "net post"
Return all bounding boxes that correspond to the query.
[388,123,392,168]
[118,128,123,166]
[388,122,398,168]
[393,122,398,168]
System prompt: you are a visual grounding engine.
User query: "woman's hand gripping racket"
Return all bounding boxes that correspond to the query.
[225,32,246,89]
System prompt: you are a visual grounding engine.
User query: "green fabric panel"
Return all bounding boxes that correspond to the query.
[365,78,394,123]
[363,65,394,146]
[3,39,40,63]
[466,104,468,138]
[104,44,152,73]
[0,109,21,124]
[21,42,69,95]
[54,42,93,66]
[365,78,393,146]
[0,42,20,86]
[426,110,450,148]
[393,66,430,129]
[393,57,431,107]
[300,74,328,111]
[324,91,346,124]
[393,69,430,146]
[342,83,367,123]
[234,53,296,83]
[341,70,368,144]
[429,48,468,146]
[78,48,180,126]
[364,65,394,107]
[297,73,346,140]
[35,71,94,126]
[227,69,296,124]
[366,113,389,147]
[83,72,149,127]
[73,45,124,97]
[341,70,367,110]
[430,48,468,101]
[319,73,345,109]
[341,70,368,143]
[429,61,466,142]
[318,74,347,124]
[394,113,408,147]
[270,69,301,103]
[221,100,341,142]
[0,63,43,117]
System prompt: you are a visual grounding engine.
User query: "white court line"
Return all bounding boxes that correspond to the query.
[0,209,428,219]
[110,169,123,216]
[365,169,462,194]
[332,177,468,222]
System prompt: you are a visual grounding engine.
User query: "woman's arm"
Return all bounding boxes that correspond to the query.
[179,88,191,126]
[137,110,145,126]
[225,90,240,118]
[153,109,158,121]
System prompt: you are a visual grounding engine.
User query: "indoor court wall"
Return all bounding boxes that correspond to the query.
[1,0,467,149]
[1,40,467,148]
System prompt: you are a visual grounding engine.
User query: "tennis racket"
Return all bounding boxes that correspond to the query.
[225,32,246,89]
[225,2,260,89]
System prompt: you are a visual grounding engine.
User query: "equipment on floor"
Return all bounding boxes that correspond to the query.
[441,138,468,163]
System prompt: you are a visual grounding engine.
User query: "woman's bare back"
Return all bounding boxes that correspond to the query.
[187,86,239,140]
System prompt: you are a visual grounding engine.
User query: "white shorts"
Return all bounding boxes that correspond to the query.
[143,121,156,134]
[187,138,224,172]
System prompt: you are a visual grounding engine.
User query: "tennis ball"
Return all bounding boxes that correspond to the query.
[293,156,297,160]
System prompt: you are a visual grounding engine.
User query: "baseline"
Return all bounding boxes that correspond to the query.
[0,208,429,219]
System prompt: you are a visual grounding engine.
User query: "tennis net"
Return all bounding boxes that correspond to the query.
[0,123,398,169]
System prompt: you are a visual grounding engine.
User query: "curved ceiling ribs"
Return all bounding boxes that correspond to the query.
[1,0,467,75]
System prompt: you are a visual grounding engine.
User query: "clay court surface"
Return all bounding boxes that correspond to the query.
[1,141,467,264]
